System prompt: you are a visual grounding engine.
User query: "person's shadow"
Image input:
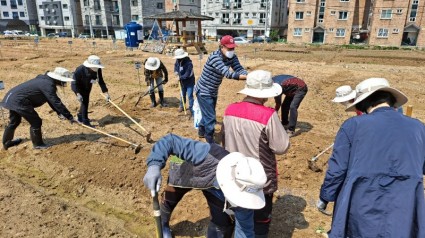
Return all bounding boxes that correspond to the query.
[269,195,309,237]
[169,217,210,237]
[294,121,313,137]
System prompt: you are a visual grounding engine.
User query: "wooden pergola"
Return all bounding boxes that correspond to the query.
[144,11,214,54]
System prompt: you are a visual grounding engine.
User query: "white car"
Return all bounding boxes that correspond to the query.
[234,37,250,44]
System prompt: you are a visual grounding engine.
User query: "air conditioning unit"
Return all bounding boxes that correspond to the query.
[410,17,416,22]
[233,19,238,23]
[223,18,229,22]
[53,20,57,24]
[46,21,50,24]
[51,9,55,13]
[233,3,238,8]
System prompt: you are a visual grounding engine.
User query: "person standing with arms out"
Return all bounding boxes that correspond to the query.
[2,67,76,150]
[72,55,110,127]
[272,75,308,137]
[195,35,248,143]
[222,70,290,237]
[173,49,195,115]
[144,57,168,108]
[317,78,425,238]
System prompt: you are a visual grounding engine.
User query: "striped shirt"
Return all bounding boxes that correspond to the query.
[194,49,247,97]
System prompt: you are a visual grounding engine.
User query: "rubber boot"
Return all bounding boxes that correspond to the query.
[77,113,83,123]
[159,91,167,108]
[207,222,233,238]
[2,125,22,150]
[255,235,268,238]
[149,93,157,108]
[160,204,173,238]
[30,127,49,150]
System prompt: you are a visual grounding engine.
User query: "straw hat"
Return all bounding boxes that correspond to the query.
[346,78,408,112]
[238,70,282,98]
[332,85,356,103]
[83,55,104,69]
[145,57,160,71]
[173,49,189,59]
[47,67,74,82]
[216,152,267,209]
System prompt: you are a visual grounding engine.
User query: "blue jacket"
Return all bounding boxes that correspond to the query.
[174,57,195,86]
[320,107,425,238]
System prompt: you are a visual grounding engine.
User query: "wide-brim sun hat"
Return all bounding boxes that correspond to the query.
[83,55,104,69]
[216,152,267,210]
[332,85,356,103]
[145,57,160,71]
[173,49,189,59]
[346,77,408,112]
[238,70,282,98]
[47,67,74,82]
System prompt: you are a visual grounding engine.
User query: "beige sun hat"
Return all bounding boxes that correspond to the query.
[145,57,160,71]
[216,152,267,210]
[332,85,356,103]
[238,70,282,98]
[173,49,189,59]
[83,55,104,69]
[47,67,74,82]
[345,78,408,112]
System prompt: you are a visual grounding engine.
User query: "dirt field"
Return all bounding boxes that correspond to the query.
[0,38,424,238]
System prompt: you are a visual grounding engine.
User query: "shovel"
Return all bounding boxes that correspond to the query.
[102,94,152,142]
[134,81,164,107]
[308,143,334,172]
[77,122,142,154]
[178,80,187,115]
[151,191,163,238]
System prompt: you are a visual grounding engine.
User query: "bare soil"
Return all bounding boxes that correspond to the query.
[0,38,424,238]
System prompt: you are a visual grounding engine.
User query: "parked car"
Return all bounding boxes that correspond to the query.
[251,36,272,43]
[234,37,250,44]
[78,34,90,39]
[47,33,59,38]
[58,32,68,37]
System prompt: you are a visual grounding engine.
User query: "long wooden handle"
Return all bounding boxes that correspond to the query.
[103,93,149,133]
[406,105,413,117]
[152,191,163,238]
[78,122,137,147]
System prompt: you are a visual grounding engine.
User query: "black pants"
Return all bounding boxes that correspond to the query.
[78,91,91,120]
[8,108,42,129]
[254,193,274,235]
[280,87,308,131]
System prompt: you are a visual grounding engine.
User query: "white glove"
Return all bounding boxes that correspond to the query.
[76,93,83,102]
[105,92,110,102]
[143,165,162,192]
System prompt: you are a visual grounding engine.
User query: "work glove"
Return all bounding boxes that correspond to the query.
[143,165,162,193]
[104,92,111,102]
[76,93,83,103]
[162,79,168,85]
[69,117,77,124]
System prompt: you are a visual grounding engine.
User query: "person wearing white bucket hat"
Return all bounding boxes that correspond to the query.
[144,57,169,108]
[71,55,110,127]
[2,67,76,150]
[317,78,425,238]
[173,49,195,114]
[332,85,363,116]
[222,70,289,237]
[143,133,268,237]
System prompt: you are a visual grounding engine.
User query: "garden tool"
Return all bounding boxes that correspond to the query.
[151,191,163,238]
[178,80,187,115]
[103,93,152,142]
[77,122,142,154]
[308,143,334,172]
[134,81,164,107]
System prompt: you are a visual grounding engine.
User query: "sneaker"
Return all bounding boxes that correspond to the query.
[286,129,295,138]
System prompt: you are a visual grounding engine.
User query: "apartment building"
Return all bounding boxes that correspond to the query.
[201,0,288,40]
[287,0,425,47]
[0,0,38,32]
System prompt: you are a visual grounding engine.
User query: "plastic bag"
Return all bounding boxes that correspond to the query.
[193,98,202,129]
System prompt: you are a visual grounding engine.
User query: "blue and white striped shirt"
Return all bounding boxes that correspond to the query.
[194,49,247,97]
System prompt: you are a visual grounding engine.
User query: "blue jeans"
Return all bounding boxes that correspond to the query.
[180,82,194,114]
[196,93,217,143]
[280,87,308,131]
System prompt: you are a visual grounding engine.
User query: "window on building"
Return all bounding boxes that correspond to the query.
[338,11,348,20]
[84,15,89,25]
[296,0,305,2]
[131,15,139,21]
[293,28,302,36]
[380,9,392,19]
[336,28,345,37]
[157,3,163,9]
[222,13,230,24]
[12,11,18,19]
[259,12,266,23]
[64,16,69,21]
[3,11,9,17]
[19,11,24,17]
[131,0,138,6]
[94,0,101,10]
[215,12,219,17]
[306,11,311,15]
[10,0,17,9]
[340,0,349,2]
[378,28,389,38]
[95,15,101,25]
[233,13,241,24]
[396,9,402,14]
[63,4,68,9]
[40,16,44,20]
[253,13,257,18]
[392,28,399,34]
[1,0,6,6]
[329,28,334,32]
[295,12,304,20]
[410,0,418,21]
[38,5,42,9]
[17,0,22,5]
[84,0,89,6]
[244,12,249,17]
[113,15,120,25]
[305,28,310,32]
[331,11,336,15]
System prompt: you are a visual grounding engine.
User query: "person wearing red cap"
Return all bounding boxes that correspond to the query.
[194,35,248,143]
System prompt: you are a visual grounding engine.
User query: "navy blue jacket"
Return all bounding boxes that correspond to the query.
[2,74,73,119]
[174,57,195,86]
[71,65,108,95]
[320,107,425,237]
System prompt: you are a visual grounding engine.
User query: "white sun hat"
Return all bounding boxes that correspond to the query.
[83,55,104,69]
[346,77,408,112]
[47,67,74,82]
[332,85,356,103]
[173,48,189,59]
[145,57,160,71]
[216,152,267,210]
[238,70,282,98]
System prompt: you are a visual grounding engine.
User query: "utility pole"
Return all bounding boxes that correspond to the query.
[68,0,75,38]
[264,0,269,37]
